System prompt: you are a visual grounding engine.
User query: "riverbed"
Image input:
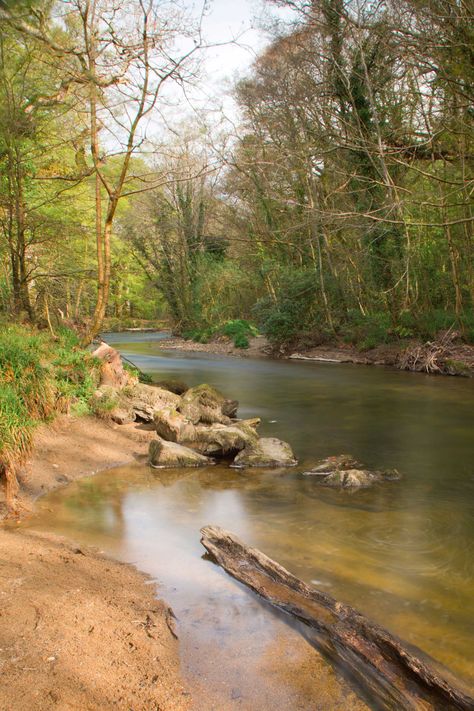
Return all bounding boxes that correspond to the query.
[24,332,474,709]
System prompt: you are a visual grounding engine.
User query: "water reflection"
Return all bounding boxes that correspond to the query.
[25,334,474,708]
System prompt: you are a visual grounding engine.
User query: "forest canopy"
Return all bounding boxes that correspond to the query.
[0,0,473,349]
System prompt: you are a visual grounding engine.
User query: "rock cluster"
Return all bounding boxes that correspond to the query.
[303,454,400,488]
[91,345,297,470]
[147,384,297,469]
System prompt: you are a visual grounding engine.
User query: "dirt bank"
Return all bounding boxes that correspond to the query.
[0,414,156,519]
[0,415,189,711]
[159,335,474,375]
[159,334,270,359]
[0,528,189,711]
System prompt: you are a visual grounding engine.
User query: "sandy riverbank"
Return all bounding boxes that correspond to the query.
[0,414,156,518]
[0,415,189,711]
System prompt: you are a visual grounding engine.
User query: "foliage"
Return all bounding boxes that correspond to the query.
[184,319,258,349]
[253,268,322,347]
[341,312,393,351]
[0,325,99,480]
[1,0,473,354]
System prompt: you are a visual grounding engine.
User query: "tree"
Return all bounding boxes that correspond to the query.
[3,0,206,340]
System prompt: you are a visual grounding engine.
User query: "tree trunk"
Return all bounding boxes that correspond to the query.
[200,526,473,711]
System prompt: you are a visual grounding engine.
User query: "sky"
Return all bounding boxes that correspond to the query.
[172,0,295,122]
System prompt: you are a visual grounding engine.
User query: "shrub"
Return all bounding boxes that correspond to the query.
[222,319,257,348]
[233,332,250,349]
[184,319,258,349]
[342,311,392,350]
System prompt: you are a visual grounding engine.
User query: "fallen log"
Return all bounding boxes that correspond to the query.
[200,526,474,711]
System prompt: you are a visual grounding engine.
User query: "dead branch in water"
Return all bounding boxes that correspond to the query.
[200,525,474,711]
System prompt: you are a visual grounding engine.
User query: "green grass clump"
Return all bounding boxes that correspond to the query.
[0,383,34,468]
[0,324,100,497]
[89,387,119,419]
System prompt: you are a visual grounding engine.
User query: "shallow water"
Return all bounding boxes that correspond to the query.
[25,333,474,708]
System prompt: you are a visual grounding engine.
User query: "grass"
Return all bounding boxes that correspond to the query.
[0,323,100,506]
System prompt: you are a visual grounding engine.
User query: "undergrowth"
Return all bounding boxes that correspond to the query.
[0,323,100,508]
[184,319,258,349]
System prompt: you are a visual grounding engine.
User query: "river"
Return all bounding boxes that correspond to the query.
[25,332,474,709]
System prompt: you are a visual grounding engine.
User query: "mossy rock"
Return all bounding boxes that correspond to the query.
[232,437,297,468]
[303,454,400,488]
[178,384,238,424]
[148,438,212,468]
[190,422,259,457]
[153,407,195,443]
[127,383,181,422]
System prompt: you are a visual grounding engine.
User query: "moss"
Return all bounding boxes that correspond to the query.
[444,359,470,377]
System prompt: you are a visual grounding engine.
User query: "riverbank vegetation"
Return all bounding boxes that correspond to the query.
[0,324,101,508]
[0,0,472,353]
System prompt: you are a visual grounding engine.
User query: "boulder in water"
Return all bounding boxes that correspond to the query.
[303,454,400,488]
[190,422,259,457]
[308,454,364,473]
[178,384,238,425]
[232,437,297,468]
[149,438,212,468]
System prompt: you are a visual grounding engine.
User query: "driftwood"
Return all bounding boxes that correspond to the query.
[200,526,474,711]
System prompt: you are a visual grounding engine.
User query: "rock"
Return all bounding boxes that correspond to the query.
[92,343,131,388]
[236,417,261,431]
[153,407,195,442]
[148,438,211,468]
[128,383,181,423]
[111,408,135,425]
[303,454,400,488]
[222,398,239,418]
[308,454,364,474]
[178,384,238,425]
[313,468,398,488]
[190,422,259,457]
[155,379,189,395]
[232,437,297,468]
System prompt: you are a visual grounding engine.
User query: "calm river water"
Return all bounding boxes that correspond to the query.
[25,333,474,709]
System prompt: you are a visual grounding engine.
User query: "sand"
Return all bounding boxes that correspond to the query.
[0,415,189,711]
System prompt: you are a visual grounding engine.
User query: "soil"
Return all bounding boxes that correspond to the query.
[0,528,189,711]
[0,415,189,711]
[158,335,474,374]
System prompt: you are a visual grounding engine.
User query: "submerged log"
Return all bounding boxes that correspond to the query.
[200,526,474,711]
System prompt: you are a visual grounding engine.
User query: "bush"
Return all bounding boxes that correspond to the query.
[222,319,257,348]
[341,311,392,350]
[233,332,250,349]
[184,319,258,349]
